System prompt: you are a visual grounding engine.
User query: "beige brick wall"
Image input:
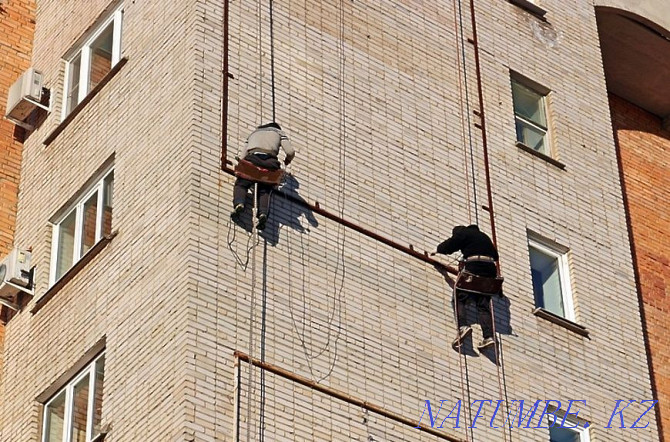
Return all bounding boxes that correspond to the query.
[2,0,199,440]
[0,0,660,441]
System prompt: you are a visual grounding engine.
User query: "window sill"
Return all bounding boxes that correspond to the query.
[508,0,547,20]
[44,57,128,146]
[32,231,118,314]
[516,142,566,170]
[533,307,590,338]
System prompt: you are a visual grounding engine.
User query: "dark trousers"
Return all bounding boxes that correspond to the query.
[454,262,497,339]
[455,292,493,339]
[233,154,281,216]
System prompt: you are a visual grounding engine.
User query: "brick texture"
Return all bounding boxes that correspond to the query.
[0,0,36,429]
[0,0,662,441]
[610,93,670,441]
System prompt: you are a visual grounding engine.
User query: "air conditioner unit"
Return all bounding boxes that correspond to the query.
[4,68,46,128]
[0,248,33,310]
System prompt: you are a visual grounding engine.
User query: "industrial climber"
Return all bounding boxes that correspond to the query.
[231,122,295,230]
[433,225,500,351]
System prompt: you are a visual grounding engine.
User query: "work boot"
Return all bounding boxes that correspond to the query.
[230,203,244,220]
[256,213,268,231]
[451,326,472,350]
[477,337,495,350]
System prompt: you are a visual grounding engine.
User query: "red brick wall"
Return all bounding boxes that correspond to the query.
[0,0,36,373]
[610,93,670,441]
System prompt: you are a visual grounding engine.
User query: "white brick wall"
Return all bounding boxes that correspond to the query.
[0,0,659,441]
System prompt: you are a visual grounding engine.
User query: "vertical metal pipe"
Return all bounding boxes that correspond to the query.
[221,0,230,169]
[468,0,497,248]
[233,354,241,442]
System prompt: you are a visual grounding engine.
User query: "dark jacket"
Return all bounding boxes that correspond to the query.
[436,225,498,277]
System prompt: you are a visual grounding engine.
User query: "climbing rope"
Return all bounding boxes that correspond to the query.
[227,216,261,270]
[245,183,259,442]
[450,0,478,438]
[282,0,347,385]
[450,0,473,226]
[452,274,472,442]
[453,0,479,226]
[269,0,276,121]
[450,0,511,439]
[257,0,264,122]
[255,0,279,437]
[259,238,270,442]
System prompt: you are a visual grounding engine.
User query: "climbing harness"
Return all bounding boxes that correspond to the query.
[454,270,504,296]
[234,158,285,185]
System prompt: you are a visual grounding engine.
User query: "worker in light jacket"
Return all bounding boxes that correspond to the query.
[433,225,499,351]
[231,122,294,230]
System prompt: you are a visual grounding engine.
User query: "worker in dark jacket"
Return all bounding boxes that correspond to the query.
[434,225,499,351]
[231,122,294,230]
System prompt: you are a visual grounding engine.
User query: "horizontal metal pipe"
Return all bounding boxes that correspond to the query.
[234,351,465,442]
[222,167,458,276]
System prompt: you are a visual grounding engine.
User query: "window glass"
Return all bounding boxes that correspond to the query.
[44,391,66,442]
[92,356,105,435]
[51,169,114,285]
[62,9,122,119]
[550,425,581,442]
[102,172,114,236]
[530,245,565,317]
[42,354,105,442]
[81,191,99,256]
[89,24,114,91]
[516,120,547,153]
[56,211,76,280]
[512,77,551,156]
[66,54,81,115]
[512,80,547,127]
[70,374,90,442]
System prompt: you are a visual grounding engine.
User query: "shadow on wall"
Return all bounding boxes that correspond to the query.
[229,174,318,247]
[433,263,515,364]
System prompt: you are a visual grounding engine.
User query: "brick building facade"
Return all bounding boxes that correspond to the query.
[0,0,666,441]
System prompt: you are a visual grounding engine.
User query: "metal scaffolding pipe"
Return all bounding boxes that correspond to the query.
[234,351,466,442]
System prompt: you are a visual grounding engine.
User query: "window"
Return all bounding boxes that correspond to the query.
[512,77,551,155]
[548,416,590,442]
[42,353,105,442]
[528,236,574,321]
[50,169,114,285]
[63,8,123,118]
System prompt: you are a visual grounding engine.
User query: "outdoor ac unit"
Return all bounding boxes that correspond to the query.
[0,249,33,309]
[4,68,44,125]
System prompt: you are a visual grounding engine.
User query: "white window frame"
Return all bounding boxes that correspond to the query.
[41,353,105,442]
[528,237,575,322]
[61,7,123,120]
[511,77,551,156]
[548,414,591,442]
[49,168,114,286]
